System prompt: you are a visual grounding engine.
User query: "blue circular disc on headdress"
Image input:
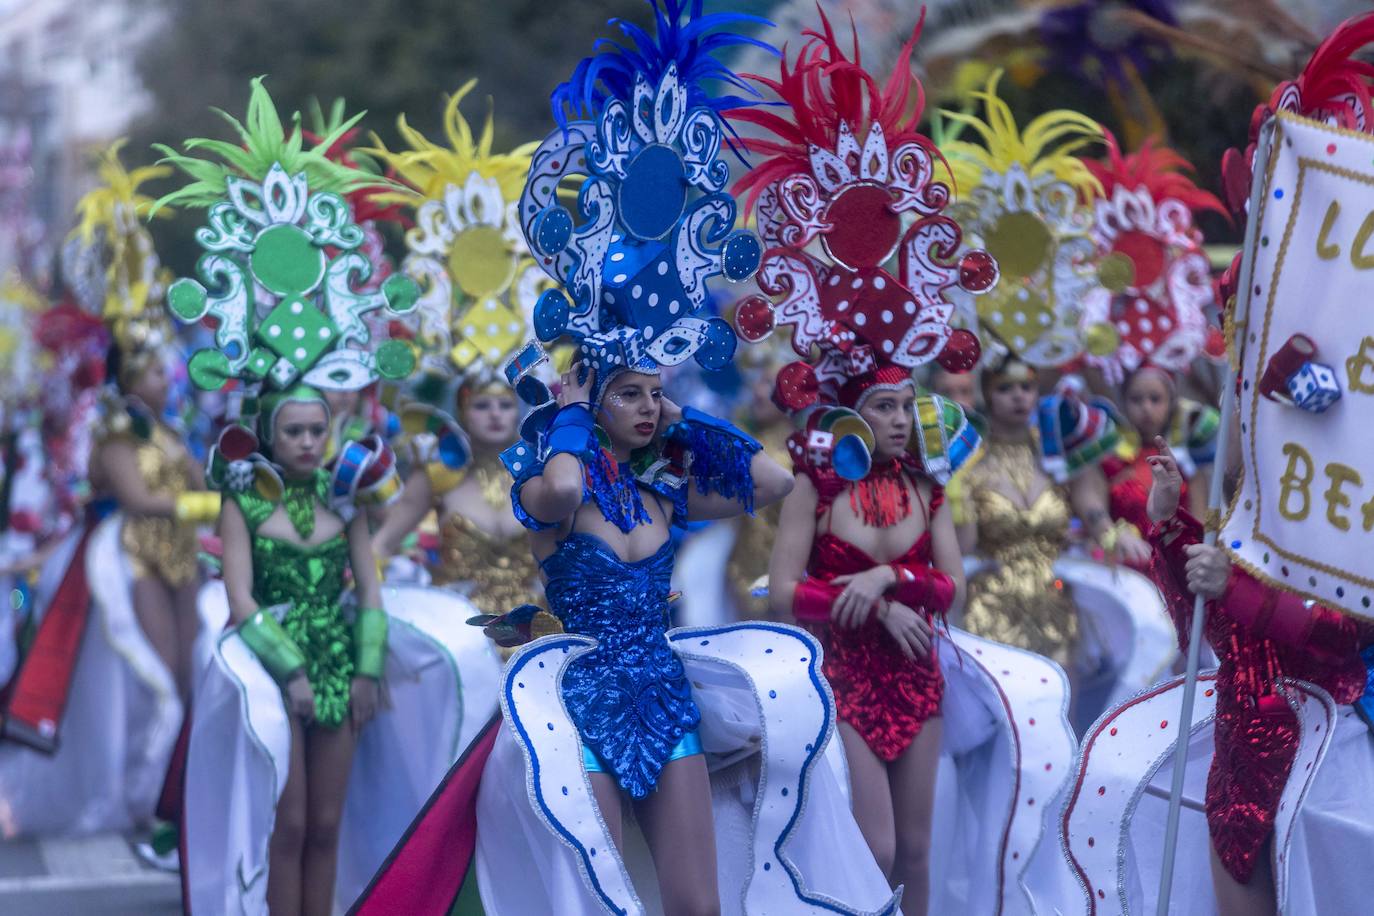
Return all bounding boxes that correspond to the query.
[619,144,689,241]
[693,317,738,371]
[534,288,571,342]
[720,230,762,282]
[515,375,551,408]
[531,206,574,257]
[438,429,471,470]
[832,434,873,481]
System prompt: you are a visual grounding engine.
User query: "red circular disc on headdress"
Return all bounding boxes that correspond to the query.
[734,294,776,342]
[773,360,820,413]
[218,425,260,461]
[936,328,982,373]
[820,184,902,270]
[957,250,998,293]
[1112,231,1166,288]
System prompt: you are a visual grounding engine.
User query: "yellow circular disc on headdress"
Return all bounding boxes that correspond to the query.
[449,225,517,299]
[984,210,1052,279]
[1085,321,1121,357]
[1097,251,1135,294]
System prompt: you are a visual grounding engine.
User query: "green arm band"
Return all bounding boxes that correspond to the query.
[238,609,306,686]
[354,607,388,680]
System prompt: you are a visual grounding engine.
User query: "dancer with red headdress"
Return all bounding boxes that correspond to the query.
[735,12,1078,914]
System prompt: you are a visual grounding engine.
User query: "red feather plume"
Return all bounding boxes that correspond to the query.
[1086,131,1226,220]
[728,5,934,217]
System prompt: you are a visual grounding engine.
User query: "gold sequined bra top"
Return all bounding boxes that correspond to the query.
[434,511,544,612]
[120,423,201,588]
[961,436,1077,662]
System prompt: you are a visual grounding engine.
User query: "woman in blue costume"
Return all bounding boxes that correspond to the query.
[353,3,902,913]
[507,356,795,907]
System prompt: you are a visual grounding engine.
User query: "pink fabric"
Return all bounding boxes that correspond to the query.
[351,715,499,915]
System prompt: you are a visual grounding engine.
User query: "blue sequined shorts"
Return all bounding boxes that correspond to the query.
[582,730,703,774]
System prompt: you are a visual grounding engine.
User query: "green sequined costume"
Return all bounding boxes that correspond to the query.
[233,471,354,728]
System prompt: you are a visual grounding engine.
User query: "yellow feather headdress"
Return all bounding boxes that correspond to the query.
[940,71,1104,198]
[66,140,176,372]
[937,72,1108,369]
[365,83,546,384]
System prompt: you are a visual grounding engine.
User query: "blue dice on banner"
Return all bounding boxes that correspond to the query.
[1286,360,1342,413]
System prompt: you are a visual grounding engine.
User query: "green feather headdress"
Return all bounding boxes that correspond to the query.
[152,77,397,212]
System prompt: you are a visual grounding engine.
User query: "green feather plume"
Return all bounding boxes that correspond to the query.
[152,76,397,211]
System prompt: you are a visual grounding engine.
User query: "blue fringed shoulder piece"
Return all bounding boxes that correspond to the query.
[664,405,760,515]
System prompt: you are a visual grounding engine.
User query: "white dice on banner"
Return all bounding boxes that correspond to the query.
[1222,108,1374,622]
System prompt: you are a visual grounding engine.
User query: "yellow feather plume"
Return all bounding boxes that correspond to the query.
[68,140,173,337]
[939,71,1104,198]
[71,139,172,246]
[366,81,537,206]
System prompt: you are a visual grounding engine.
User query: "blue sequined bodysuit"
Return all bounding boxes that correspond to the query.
[541,529,699,798]
[504,407,760,798]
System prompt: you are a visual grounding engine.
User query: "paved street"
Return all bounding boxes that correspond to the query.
[0,834,180,915]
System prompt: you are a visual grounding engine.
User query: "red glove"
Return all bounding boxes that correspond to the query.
[888,562,955,614]
[793,577,842,623]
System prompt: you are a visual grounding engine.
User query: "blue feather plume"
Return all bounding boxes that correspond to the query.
[551,0,777,126]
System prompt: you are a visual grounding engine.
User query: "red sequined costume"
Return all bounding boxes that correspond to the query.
[1149,508,1373,882]
[1103,443,1187,537]
[793,454,950,762]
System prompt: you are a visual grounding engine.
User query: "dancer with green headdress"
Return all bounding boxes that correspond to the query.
[159,79,500,915]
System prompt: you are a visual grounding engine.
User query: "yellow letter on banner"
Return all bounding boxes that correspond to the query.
[1352,210,1374,270]
[1324,463,1362,531]
[1317,200,1342,260]
[1279,442,1313,522]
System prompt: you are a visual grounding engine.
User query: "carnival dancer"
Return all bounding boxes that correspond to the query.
[353,4,903,913]
[157,79,500,914]
[1048,15,1374,914]
[368,83,550,619]
[1102,364,1217,538]
[0,145,219,838]
[734,12,1078,914]
[1045,440,1374,916]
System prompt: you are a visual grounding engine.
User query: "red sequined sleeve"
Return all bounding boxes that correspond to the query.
[1146,509,1204,650]
[793,577,841,623]
[1221,567,1364,663]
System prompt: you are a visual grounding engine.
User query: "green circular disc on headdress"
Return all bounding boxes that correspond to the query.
[382,273,419,314]
[251,225,327,295]
[375,339,417,379]
[167,278,208,321]
[188,349,233,390]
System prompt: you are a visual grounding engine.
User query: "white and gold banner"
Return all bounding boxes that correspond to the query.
[1222,109,1374,620]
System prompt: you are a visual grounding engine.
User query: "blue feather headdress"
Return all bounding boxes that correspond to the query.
[504,0,776,435]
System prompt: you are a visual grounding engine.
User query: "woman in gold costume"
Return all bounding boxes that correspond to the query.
[368,82,547,619]
[0,144,216,838]
[959,354,1149,672]
[91,328,210,696]
[375,376,543,614]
